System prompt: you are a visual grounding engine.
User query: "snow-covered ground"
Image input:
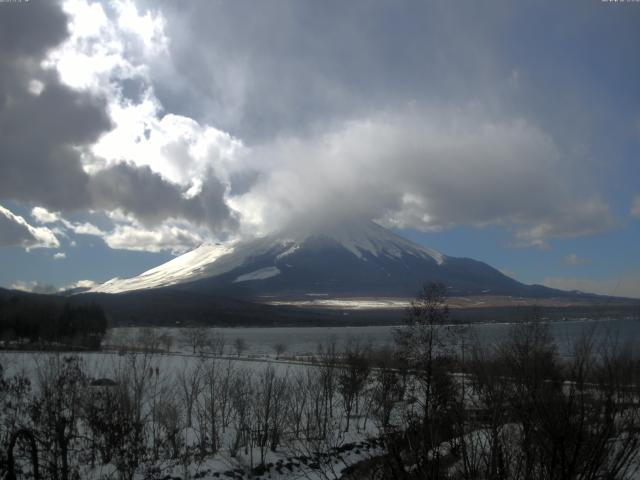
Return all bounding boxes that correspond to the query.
[4,318,640,480]
[0,350,385,480]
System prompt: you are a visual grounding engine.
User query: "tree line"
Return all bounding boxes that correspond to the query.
[0,294,107,349]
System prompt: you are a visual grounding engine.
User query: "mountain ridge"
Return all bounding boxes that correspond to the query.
[88,220,572,300]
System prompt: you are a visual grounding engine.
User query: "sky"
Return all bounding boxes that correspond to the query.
[0,0,639,298]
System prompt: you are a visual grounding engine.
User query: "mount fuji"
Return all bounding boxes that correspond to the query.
[88,220,559,300]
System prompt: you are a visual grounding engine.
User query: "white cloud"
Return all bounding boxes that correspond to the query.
[46,0,167,93]
[91,107,244,190]
[233,112,614,244]
[104,222,205,254]
[9,281,58,294]
[0,205,60,249]
[32,206,105,236]
[10,279,99,293]
[34,205,210,254]
[62,279,99,291]
[544,274,640,299]
[564,253,590,266]
[53,252,66,260]
[32,206,62,224]
[69,222,105,236]
[632,196,640,218]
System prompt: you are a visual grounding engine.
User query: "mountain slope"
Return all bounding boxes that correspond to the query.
[89,220,560,299]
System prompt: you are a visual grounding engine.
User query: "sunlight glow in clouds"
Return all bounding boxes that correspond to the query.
[1,0,634,268]
[46,0,167,92]
[32,0,616,255]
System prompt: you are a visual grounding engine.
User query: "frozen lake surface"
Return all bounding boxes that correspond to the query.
[108,317,640,356]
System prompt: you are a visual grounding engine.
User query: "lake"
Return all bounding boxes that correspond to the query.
[108,317,640,357]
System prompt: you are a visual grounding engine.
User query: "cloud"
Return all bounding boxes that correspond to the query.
[0,205,60,249]
[0,2,112,212]
[53,252,67,260]
[564,253,590,266]
[632,196,640,218]
[30,205,207,253]
[118,0,629,248]
[10,279,98,293]
[9,281,59,295]
[544,274,640,299]
[103,222,205,254]
[70,222,105,236]
[62,279,99,291]
[134,0,515,142]
[232,112,614,243]
[88,162,237,231]
[0,1,237,246]
[32,207,62,224]
[0,0,627,255]
[32,206,106,237]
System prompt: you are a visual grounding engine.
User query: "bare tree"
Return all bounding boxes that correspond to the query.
[207,329,226,356]
[234,337,248,357]
[317,337,339,427]
[178,359,203,430]
[288,370,309,439]
[181,327,209,355]
[137,327,162,352]
[273,342,287,359]
[32,355,87,480]
[195,358,235,455]
[154,398,183,459]
[387,282,461,479]
[371,347,403,434]
[158,331,174,353]
[450,322,640,480]
[338,340,371,432]
[228,369,253,458]
[252,366,290,465]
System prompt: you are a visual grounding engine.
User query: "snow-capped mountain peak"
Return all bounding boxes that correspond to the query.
[313,220,444,265]
[86,220,531,299]
[90,220,445,294]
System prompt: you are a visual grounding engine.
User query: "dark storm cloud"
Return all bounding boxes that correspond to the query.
[90,162,237,231]
[89,162,190,225]
[0,1,110,211]
[0,1,68,57]
[142,0,640,149]
[189,169,239,231]
[141,0,512,142]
